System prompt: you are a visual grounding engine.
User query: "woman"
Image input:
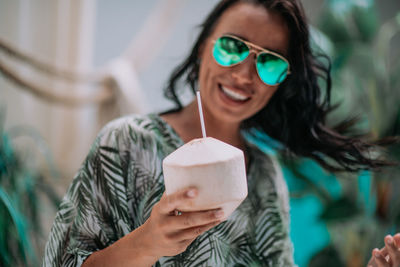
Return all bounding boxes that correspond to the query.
[43,0,399,266]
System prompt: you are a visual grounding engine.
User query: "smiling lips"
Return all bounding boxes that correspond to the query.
[218,84,251,104]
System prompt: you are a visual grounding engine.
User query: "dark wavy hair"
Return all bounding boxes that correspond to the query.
[164,0,396,172]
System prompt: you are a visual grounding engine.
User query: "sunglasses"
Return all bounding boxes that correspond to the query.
[212,34,291,86]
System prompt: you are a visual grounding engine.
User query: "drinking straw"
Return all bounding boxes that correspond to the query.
[196,90,207,138]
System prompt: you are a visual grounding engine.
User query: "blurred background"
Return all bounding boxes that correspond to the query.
[0,0,399,266]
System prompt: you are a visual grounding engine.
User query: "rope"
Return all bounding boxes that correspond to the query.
[0,39,100,83]
[0,59,114,106]
[0,0,188,107]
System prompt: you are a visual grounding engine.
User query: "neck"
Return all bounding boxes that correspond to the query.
[181,101,245,149]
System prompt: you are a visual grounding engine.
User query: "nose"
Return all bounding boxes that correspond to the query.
[231,53,256,85]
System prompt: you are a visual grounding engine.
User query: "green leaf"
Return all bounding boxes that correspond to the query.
[308,245,345,267]
[319,9,352,43]
[320,197,361,222]
[375,13,400,78]
[352,5,378,42]
[310,26,335,58]
[328,0,354,15]
[0,187,32,264]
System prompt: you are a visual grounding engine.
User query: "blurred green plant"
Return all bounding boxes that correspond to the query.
[0,109,60,266]
[282,0,400,266]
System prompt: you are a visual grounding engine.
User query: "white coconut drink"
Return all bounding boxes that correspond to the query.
[162,91,248,220]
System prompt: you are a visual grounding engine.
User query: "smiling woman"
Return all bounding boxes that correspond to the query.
[193,3,289,128]
[42,0,398,266]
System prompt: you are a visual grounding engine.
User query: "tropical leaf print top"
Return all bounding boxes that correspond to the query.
[43,114,295,267]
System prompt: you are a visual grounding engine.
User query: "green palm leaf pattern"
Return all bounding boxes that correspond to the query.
[43,114,295,266]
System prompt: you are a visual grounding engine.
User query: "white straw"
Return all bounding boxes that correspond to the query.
[196,91,207,138]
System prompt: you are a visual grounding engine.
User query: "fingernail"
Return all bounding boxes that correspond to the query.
[187,189,197,198]
[214,210,224,218]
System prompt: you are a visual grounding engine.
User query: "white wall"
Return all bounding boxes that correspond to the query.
[94,0,218,112]
[0,0,97,182]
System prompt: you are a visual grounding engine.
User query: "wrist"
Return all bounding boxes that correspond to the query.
[126,224,160,266]
[84,225,159,267]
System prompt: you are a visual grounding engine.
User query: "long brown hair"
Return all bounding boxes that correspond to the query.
[164,0,397,172]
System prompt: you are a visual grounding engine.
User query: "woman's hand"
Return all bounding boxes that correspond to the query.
[134,187,224,261]
[83,187,223,267]
[367,234,400,267]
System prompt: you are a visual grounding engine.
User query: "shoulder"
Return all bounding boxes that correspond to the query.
[98,114,160,140]
[86,114,182,170]
[94,113,176,149]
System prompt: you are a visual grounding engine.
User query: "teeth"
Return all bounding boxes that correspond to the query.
[220,86,249,101]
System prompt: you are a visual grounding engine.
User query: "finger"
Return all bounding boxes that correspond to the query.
[367,254,378,267]
[168,209,224,230]
[379,246,388,256]
[159,187,198,214]
[393,233,400,248]
[369,248,385,267]
[385,235,400,266]
[378,247,391,265]
[170,220,221,241]
[373,248,389,267]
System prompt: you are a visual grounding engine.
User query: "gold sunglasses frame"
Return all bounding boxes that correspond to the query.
[212,34,291,85]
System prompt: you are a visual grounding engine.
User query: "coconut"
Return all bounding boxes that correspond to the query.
[162,137,248,220]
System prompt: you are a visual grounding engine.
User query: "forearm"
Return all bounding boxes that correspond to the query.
[82,226,159,267]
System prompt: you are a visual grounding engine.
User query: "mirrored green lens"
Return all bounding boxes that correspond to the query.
[213,36,249,66]
[256,53,289,85]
